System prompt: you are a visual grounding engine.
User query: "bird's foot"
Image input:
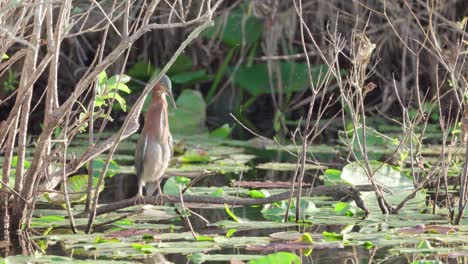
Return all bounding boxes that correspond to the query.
[134,194,146,209]
[154,193,166,205]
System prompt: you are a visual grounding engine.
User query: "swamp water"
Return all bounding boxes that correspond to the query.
[3,127,468,264]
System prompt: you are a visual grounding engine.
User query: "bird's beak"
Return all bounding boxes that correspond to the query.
[166,88,177,109]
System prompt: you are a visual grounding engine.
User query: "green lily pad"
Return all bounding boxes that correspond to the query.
[341,161,413,192]
[43,174,104,206]
[168,89,206,135]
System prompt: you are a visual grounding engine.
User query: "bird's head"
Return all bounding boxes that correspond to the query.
[154,74,176,108]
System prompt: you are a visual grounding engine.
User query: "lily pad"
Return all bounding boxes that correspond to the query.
[341,161,413,192]
[169,89,206,135]
[44,174,104,206]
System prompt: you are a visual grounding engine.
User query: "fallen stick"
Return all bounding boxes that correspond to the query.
[82,185,370,217]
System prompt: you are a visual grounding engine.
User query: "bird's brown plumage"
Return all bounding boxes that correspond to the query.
[135,76,174,197]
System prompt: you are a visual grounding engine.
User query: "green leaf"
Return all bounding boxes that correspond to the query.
[2,53,9,59]
[363,241,374,249]
[115,83,131,94]
[30,215,65,228]
[95,236,119,243]
[322,169,343,186]
[97,71,107,94]
[210,124,232,139]
[248,252,301,264]
[322,231,343,241]
[163,176,190,195]
[333,202,352,215]
[417,240,433,249]
[248,190,266,198]
[104,92,127,112]
[341,161,413,193]
[211,188,225,197]
[115,218,134,226]
[300,233,314,244]
[171,70,211,85]
[128,60,156,81]
[224,203,241,223]
[231,62,331,96]
[11,156,31,169]
[167,53,193,75]
[43,174,104,205]
[196,235,214,241]
[86,159,120,179]
[225,228,237,238]
[168,90,206,135]
[107,74,131,89]
[203,8,263,47]
[132,243,156,253]
[179,149,211,163]
[78,112,89,132]
[94,97,106,107]
[262,198,318,222]
[273,110,282,132]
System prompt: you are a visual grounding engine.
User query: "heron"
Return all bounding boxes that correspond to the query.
[135,74,176,202]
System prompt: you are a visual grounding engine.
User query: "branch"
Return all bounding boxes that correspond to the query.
[83,185,370,217]
[40,19,215,191]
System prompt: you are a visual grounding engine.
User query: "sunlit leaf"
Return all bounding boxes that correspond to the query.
[248,190,266,198]
[115,83,131,94]
[210,124,232,139]
[341,161,413,192]
[107,74,131,88]
[179,149,211,163]
[97,71,107,94]
[103,92,127,112]
[322,231,343,241]
[163,176,190,195]
[43,174,104,205]
[86,159,120,179]
[225,203,241,223]
[11,156,31,169]
[322,169,343,186]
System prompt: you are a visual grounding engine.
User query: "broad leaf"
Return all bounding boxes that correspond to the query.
[171,70,211,85]
[232,62,330,96]
[203,8,263,47]
[168,90,206,134]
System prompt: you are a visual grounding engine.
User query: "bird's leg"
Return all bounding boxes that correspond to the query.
[134,181,146,207]
[154,180,165,205]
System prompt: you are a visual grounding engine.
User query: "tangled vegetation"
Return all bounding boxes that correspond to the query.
[0,0,467,263]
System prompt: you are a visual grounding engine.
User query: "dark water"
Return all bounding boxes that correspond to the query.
[3,165,467,263]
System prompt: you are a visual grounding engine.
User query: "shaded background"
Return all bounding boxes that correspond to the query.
[1,0,467,140]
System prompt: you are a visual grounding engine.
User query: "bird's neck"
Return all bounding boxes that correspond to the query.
[143,95,170,141]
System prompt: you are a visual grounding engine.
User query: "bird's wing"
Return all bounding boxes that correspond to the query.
[135,135,148,178]
[168,133,174,159]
